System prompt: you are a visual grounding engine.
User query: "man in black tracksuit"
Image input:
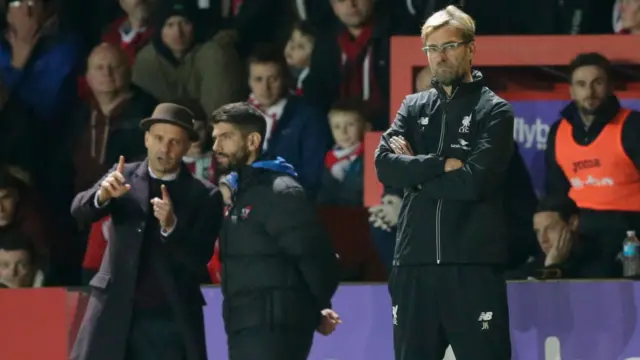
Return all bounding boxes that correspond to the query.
[375,6,513,360]
[211,102,341,360]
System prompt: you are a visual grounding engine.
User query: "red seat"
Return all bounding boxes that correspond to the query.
[316,206,387,282]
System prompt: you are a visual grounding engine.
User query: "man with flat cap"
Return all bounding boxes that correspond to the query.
[70,103,224,360]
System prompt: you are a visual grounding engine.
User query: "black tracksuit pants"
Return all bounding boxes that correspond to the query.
[227,327,314,360]
[389,265,512,360]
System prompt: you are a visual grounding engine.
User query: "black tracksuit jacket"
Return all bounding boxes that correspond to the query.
[374,71,514,265]
[219,162,339,334]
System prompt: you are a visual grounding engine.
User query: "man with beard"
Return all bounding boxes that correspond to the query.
[211,102,341,360]
[70,103,223,360]
[545,52,640,273]
[374,6,514,360]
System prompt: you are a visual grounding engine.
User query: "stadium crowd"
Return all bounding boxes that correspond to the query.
[0,0,639,289]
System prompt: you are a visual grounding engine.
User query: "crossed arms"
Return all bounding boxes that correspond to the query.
[374,99,515,201]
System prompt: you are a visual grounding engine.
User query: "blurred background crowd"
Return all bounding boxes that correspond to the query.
[0,0,639,289]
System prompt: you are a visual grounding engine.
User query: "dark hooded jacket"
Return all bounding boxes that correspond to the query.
[219,158,339,334]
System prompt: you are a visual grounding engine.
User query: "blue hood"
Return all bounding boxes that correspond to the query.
[251,157,298,177]
[219,157,297,195]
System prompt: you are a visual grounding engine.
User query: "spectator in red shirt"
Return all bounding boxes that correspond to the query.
[102,0,155,64]
[304,0,392,130]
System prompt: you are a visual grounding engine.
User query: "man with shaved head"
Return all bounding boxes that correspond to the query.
[70,102,223,360]
[64,42,157,285]
[68,42,157,194]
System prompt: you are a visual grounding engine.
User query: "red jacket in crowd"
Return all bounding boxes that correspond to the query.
[207,241,221,284]
[82,217,110,272]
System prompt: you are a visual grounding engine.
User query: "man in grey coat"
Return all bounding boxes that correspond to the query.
[70,103,224,360]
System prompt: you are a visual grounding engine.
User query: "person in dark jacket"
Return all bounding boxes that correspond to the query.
[70,103,223,360]
[508,196,617,280]
[545,52,640,267]
[211,102,341,360]
[374,6,513,360]
[304,0,392,130]
[246,44,330,197]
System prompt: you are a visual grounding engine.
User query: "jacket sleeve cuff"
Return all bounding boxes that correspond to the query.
[160,219,177,236]
[94,191,110,208]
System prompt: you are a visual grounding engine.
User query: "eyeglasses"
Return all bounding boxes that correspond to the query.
[9,1,35,7]
[422,40,471,56]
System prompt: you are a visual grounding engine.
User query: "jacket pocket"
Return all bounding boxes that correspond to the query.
[89,272,111,290]
[270,290,318,330]
[223,294,267,333]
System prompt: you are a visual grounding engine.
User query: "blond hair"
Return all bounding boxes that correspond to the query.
[421,5,476,43]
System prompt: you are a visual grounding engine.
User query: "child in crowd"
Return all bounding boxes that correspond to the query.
[317,99,369,206]
[176,99,216,183]
[284,21,315,96]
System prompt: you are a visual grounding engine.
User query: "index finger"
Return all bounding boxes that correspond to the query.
[161,184,171,202]
[116,156,125,173]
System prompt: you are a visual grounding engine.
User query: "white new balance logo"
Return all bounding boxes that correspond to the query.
[477,312,493,321]
[478,311,492,330]
[392,305,398,325]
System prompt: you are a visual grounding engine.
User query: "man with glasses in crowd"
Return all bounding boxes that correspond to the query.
[375,5,514,360]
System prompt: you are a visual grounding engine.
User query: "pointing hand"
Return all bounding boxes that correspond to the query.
[98,156,130,204]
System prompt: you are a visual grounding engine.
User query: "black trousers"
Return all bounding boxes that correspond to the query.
[389,265,512,360]
[227,327,314,360]
[125,310,186,360]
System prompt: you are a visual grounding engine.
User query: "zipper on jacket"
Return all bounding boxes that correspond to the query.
[221,189,239,290]
[221,206,231,290]
[434,88,458,264]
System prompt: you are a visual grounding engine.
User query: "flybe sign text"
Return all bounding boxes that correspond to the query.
[513,116,550,150]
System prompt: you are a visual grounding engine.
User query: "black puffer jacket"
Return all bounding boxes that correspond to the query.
[219,159,339,333]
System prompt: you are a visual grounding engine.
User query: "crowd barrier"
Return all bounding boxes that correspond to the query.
[3,282,640,360]
[364,35,640,206]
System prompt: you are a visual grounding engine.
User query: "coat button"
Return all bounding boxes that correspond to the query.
[137,228,142,233]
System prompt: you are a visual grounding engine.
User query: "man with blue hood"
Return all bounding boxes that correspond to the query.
[211,102,341,359]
